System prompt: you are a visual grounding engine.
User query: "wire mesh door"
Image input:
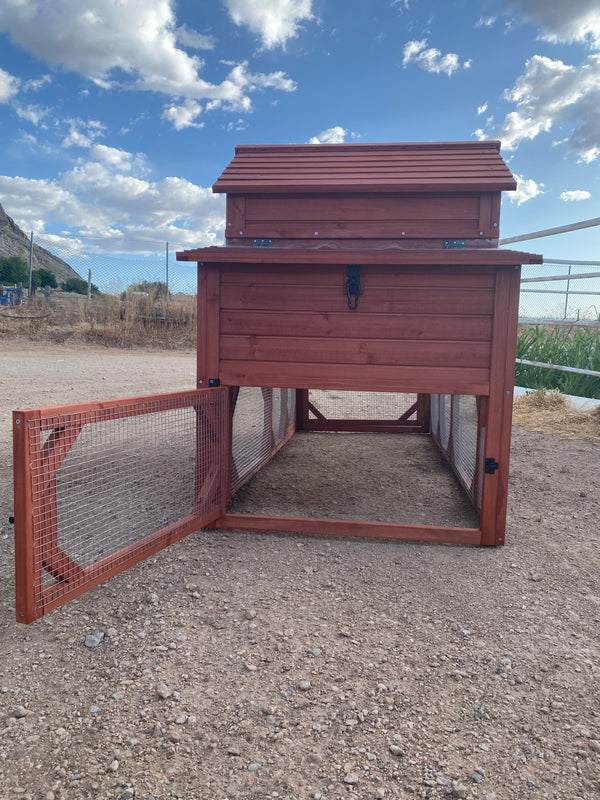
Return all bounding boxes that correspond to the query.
[13,387,227,623]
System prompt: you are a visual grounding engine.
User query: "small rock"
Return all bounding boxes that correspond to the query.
[297,680,311,691]
[472,771,484,783]
[146,592,159,604]
[389,744,403,756]
[84,631,105,648]
[375,789,386,799]
[589,740,600,753]
[175,714,186,725]
[452,780,467,798]
[244,608,257,620]
[227,745,241,756]
[248,762,261,772]
[245,663,257,672]
[120,790,134,800]
[344,773,359,785]
[156,683,172,699]
[108,760,119,772]
[529,573,543,582]
[89,705,101,714]
[13,705,28,719]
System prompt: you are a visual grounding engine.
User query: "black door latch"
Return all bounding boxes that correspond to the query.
[346,264,360,310]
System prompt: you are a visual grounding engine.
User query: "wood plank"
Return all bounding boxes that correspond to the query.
[205,264,220,380]
[221,310,493,341]
[13,410,38,623]
[479,266,520,546]
[240,219,482,239]
[220,335,491,368]
[219,360,490,395]
[226,194,245,235]
[179,248,542,265]
[221,264,496,288]
[196,264,207,383]
[245,195,481,222]
[215,513,481,546]
[220,284,495,315]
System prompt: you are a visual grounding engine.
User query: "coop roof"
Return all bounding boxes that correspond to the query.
[212,141,517,194]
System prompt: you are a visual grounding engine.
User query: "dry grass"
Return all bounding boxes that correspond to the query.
[0,292,197,348]
[513,388,600,440]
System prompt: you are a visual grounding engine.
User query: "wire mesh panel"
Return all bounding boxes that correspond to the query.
[230,387,273,494]
[13,388,226,623]
[309,390,417,420]
[430,394,482,508]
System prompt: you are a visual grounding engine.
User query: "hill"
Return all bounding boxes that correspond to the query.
[0,203,81,284]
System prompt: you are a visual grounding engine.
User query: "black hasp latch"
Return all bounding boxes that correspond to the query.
[346,264,361,310]
[485,457,499,474]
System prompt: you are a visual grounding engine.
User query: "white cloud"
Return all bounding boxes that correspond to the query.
[309,126,347,144]
[90,144,148,174]
[162,99,204,131]
[496,54,600,161]
[61,118,106,149]
[502,0,600,49]
[507,173,544,204]
[476,16,497,28]
[402,39,469,76]
[477,103,488,115]
[0,67,20,102]
[0,165,225,255]
[0,1,295,113]
[175,25,216,50]
[560,189,591,201]
[14,103,48,126]
[222,0,314,49]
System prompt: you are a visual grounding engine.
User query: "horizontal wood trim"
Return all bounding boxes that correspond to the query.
[301,419,426,433]
[245,195,481,222]
[220,284,495,315]
[215,513,481,546]
[177,248,542,265]
[221,265,496,288]
[241,220,483,239]
[221,310,493,341]
[221,335,491,368]
[219,360,490,394]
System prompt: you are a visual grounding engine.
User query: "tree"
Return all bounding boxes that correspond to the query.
[63,277,100,295]
[0,256,28,285]
[126,280,170,299]
[31,268,57,289]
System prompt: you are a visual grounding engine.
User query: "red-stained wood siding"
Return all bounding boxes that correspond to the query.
[212,262,498,394]
[227,191,499,241]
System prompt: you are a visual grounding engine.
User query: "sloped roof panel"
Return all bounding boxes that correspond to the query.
[212,141,517,194]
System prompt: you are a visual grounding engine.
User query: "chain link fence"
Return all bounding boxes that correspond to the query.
[520,260,600,322]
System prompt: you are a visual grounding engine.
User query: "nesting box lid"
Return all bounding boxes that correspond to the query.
[212,141,517,195]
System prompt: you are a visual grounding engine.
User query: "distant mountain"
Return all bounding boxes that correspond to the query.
[0,202,81,284]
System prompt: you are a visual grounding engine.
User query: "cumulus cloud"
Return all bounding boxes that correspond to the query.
[61,118,105,149]
[0,67,20,102]
[222,0,314,49]
[477,103,488,115]
[402,39,470,76]
[309,126,347,144]
[560,189,591,201]
[496,53,600,161]
[503,0,600,49]
[162,99,205,131]
[0,0,296,112]
[14,103,48,126]
[507,173,544,204]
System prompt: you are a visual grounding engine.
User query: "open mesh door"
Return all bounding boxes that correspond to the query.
[13,388,227,623]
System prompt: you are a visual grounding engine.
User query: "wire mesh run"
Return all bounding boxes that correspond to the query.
[308,390,417,420]
[430,394,482,508]
[14,389,226,622]
[230,387,295,494]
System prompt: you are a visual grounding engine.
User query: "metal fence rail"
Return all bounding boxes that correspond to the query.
[520,260,600,321]
[13,388,227,623]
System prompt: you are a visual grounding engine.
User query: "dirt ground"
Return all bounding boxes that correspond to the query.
[0,340,598,800]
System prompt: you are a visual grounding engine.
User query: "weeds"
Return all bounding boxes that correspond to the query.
[516,324,600,399]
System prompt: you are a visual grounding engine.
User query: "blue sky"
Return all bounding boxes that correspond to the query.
[0,0,599,264]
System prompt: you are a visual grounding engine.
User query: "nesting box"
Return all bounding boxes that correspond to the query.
[177,141,541,547]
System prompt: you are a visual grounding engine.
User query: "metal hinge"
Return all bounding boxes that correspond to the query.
[252,238,273,247]
[443,239,466,249]
[485,458,499,474]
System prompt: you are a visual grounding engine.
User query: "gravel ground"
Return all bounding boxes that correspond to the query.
[0,340,598,800]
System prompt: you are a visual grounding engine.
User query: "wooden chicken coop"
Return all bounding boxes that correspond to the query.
[177,140,542,547]
[12,140,542,622]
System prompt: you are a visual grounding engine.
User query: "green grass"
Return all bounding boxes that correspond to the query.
[515,324,600,399]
